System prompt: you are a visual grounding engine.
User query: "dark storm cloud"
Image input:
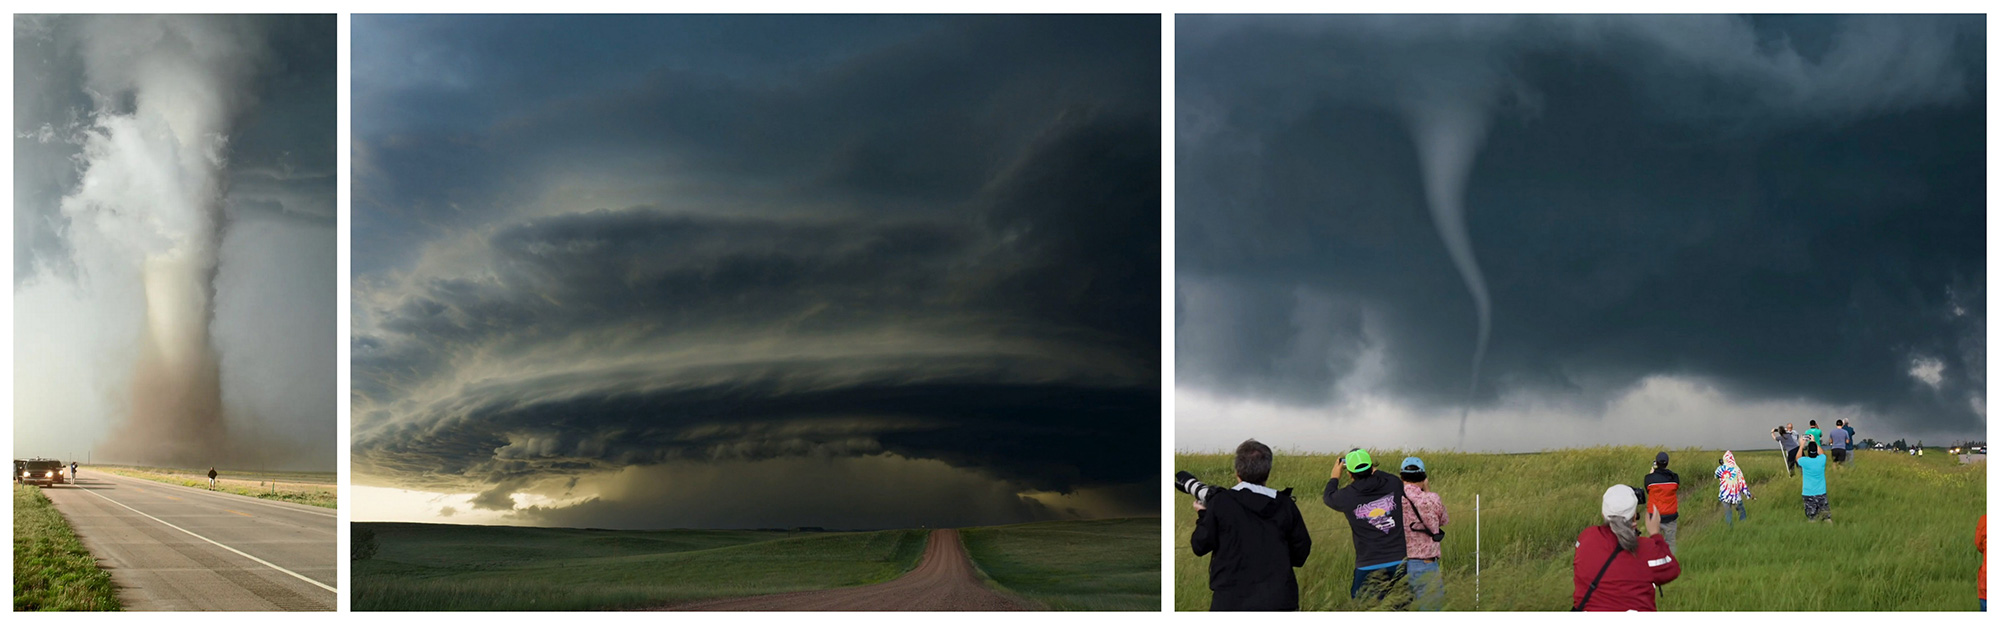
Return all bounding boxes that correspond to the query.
[351,15,1159,527]
[1177,15,1985,443]
[16,15,336,279]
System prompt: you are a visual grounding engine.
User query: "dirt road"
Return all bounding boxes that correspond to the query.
[39,470,336,611]
[668,529,1030,611]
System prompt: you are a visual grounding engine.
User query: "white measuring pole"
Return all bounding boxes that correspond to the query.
[1475,493,1481,610]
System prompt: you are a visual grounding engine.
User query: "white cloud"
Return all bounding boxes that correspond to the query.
[1176,374,1891,454]
[1908,357,1945,390]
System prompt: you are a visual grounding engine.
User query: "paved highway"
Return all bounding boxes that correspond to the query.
[40,469,336,611]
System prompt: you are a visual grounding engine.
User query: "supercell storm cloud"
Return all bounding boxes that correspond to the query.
[1176,15,1984,452]
[351,15,1160,529]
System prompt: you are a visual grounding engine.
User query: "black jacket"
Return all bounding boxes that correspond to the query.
[1323,470,1408,569]
[1191,486,1312,611]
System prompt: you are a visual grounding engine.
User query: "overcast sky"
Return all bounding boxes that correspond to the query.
[350,15,1160,530]
[14,15,335,469]
[1177,15,1985,454]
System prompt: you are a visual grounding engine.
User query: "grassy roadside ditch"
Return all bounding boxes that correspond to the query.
[14,483,120,611]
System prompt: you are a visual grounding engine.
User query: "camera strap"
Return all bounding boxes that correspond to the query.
[1399,493,1443,542]
[1572,548,1621,611]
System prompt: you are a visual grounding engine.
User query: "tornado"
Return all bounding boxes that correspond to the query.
[56,16,269,468]
[1406,101,1493,447]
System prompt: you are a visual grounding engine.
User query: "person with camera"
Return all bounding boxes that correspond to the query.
[1799,441,1832,522]
[1398,457,1448,610]
[1182,439,1313,610]
[1773,424,1800,476]
[1571,485,1680,611]
[1643,452,1681,551]
[1323,448,1409,607]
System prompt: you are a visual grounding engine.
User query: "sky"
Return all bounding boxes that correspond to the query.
[1176,15,1986,454]
[350,15,1161,530]
[13,15,336,470]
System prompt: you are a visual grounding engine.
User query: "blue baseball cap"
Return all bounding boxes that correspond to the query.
[1400,456,1426,472]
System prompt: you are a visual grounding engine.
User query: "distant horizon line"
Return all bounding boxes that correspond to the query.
[349,515,1163,534]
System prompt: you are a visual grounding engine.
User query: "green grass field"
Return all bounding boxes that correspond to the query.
[351,522,927,610]
[13,484,120,611]
[1174,446,1986,611]
[96,465,337,509]
[960,517,1161,610]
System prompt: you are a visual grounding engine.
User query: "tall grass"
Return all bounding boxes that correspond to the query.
[960,517,1161,610]
[13,484,120,611]
[1174,446,1984,611]
[351,523,927,610]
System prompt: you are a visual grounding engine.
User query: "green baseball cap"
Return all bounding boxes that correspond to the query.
[1344,449,1373,472]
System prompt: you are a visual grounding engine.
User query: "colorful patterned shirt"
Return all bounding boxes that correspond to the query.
[1401,482,1448,560]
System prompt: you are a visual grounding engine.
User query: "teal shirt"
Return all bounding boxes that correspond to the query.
[1799,454,1828,496]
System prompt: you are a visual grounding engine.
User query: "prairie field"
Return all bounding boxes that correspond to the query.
[1173,446,1985,611]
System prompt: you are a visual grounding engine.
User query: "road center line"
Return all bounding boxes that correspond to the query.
[226,510,253,517]
[78,487,336,594]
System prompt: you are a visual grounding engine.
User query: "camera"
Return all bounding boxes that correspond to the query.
[1175,471,1216,504]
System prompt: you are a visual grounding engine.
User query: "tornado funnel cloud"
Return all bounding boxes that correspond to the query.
[1407,102,1492,447]
[54,16,269,469]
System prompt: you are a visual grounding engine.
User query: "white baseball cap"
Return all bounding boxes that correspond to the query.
[1601,484,1638,520]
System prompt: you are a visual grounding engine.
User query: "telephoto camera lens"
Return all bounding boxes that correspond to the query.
[1174,471,1215,504]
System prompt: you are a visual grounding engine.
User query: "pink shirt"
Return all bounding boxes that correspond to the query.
[1401,482,1448,559]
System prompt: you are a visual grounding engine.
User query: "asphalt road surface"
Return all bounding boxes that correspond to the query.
[39,469,336,611]
[668,529,1029,611]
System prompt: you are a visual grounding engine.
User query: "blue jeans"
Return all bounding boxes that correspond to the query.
[1350,562,1408,606]
[1724,500,1747,527]
[1406,558,1443,611]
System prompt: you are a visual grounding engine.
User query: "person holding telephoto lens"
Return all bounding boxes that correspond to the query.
[1323,448,1409,608]
[1182,439,1313,610]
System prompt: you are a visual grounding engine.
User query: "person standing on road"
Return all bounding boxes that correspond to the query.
[1398,457,1448,611]
[69,461,77,483]
[1572,485,1680,611]
[207,467,218,489]
[1186,439,1314,611]
[1643,452,1681,551]
[1775,424,1800,476]
[1799,443,1831,522]
[1324,449,1409,607]
[1715,453,1752,528]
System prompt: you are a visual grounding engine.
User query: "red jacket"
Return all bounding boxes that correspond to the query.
[1572,525,1680,611]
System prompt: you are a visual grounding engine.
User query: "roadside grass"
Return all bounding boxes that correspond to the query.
[960,517,1161,611]
[1174,446,1984,611]
[351,522,927,610]
[13,484,120,611]
[94,466,336,509]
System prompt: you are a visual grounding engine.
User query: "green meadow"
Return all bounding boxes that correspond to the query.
[960,517,1161,610]
[353,517,1160,611]
[13,484,120,611]
[351,522,925,610]
[1173,446,1985,611]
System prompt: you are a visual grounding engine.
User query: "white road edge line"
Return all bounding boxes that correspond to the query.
[79,486,337,594]
[86,472,334,516]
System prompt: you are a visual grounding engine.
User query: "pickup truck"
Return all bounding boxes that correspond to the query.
[19,459,66,486]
